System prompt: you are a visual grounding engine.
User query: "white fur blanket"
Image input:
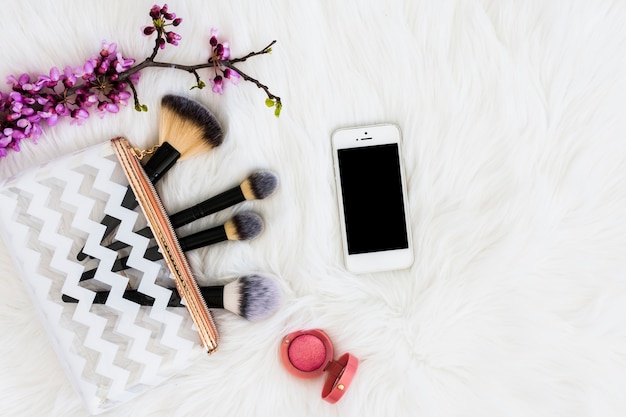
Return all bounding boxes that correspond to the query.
[2,1,626,416]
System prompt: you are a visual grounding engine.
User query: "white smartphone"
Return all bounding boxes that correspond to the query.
[331,123,413,274]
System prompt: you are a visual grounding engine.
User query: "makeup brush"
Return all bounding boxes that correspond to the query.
[76,94,225,261]
[63,274,281,322]
[79,212,263,281]
[104,170,278,253]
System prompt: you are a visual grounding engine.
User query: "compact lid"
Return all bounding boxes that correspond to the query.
[321,352,359,403]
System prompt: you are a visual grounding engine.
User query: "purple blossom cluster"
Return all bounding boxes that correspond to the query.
[142,4,182,49]
[209,29,240,94]
[0,42,137,156]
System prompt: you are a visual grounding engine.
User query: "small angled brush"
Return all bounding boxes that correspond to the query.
[63,274,282,322]
[105,170,278,253]
[79,212,263,281]
[76,94,225,261]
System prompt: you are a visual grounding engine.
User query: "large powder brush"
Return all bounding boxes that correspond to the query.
[77,94,225,260]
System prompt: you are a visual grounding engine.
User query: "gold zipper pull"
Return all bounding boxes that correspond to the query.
[132,145,160,160]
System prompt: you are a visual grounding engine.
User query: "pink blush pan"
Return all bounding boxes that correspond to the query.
[281,329,333,378]
[288,334,327,372]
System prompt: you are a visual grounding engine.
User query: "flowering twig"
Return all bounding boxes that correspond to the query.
[0,3,281,157]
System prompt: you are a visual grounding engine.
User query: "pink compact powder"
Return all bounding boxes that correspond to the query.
[288,334,327,372]
[280,329,359,403]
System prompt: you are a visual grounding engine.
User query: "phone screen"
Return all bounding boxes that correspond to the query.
[337,143,409,254]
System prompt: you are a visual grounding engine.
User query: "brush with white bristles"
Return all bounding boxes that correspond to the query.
[63,274,282,322]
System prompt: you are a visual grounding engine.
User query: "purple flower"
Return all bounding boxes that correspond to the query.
[0,133,11,147]
[38,109,59,127]
[107,90,131,105]
[114,53,135,73]
[16,118,34,137]
[96,101,119,118]
[211,75,223,94]
[6,74,23,87]
[166,31,182,46]
[220,43,230,60]
[149,5,161,19]
[224,68,240,85]
[36,67,60,89]
[70,108,90,125]
[55,103,71,117]
[100,41,117,57]
[6,73,39,92]
[77,60,96,78]
[62,66,77,88]
[206,29,239,95]
[97,59,110,75]
[209,29,230,60]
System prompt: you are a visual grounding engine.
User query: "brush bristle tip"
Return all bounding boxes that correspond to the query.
[246,170,279,200]
[236,274,282,321]
[230,212,264,240]
[159,94,224,158]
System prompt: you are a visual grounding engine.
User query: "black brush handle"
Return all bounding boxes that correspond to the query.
[199,286,225,308]
[61,291,165,306]
[76,142,180,261]
[62,286,225,308]
[173,186,245,226]
[105,186,244,253]
[79,225,227,281]
[178,224,228,252]
[141,142,181,182]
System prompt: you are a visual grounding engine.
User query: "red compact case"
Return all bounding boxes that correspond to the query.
[280,329,358,403]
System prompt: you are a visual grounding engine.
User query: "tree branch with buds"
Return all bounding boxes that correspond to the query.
[0,3,282,157]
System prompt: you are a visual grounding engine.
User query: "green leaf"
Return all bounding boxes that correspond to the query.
[274,102,282,117]
[141,104,148,112]
[190,80,205,91]
[265,98,275,107]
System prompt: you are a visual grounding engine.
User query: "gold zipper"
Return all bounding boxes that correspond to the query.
[111,137,219,354]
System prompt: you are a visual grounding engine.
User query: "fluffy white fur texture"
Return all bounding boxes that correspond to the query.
[2,1,626,416]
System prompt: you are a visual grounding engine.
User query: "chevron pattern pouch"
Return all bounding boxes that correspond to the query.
[0,138,218,414]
